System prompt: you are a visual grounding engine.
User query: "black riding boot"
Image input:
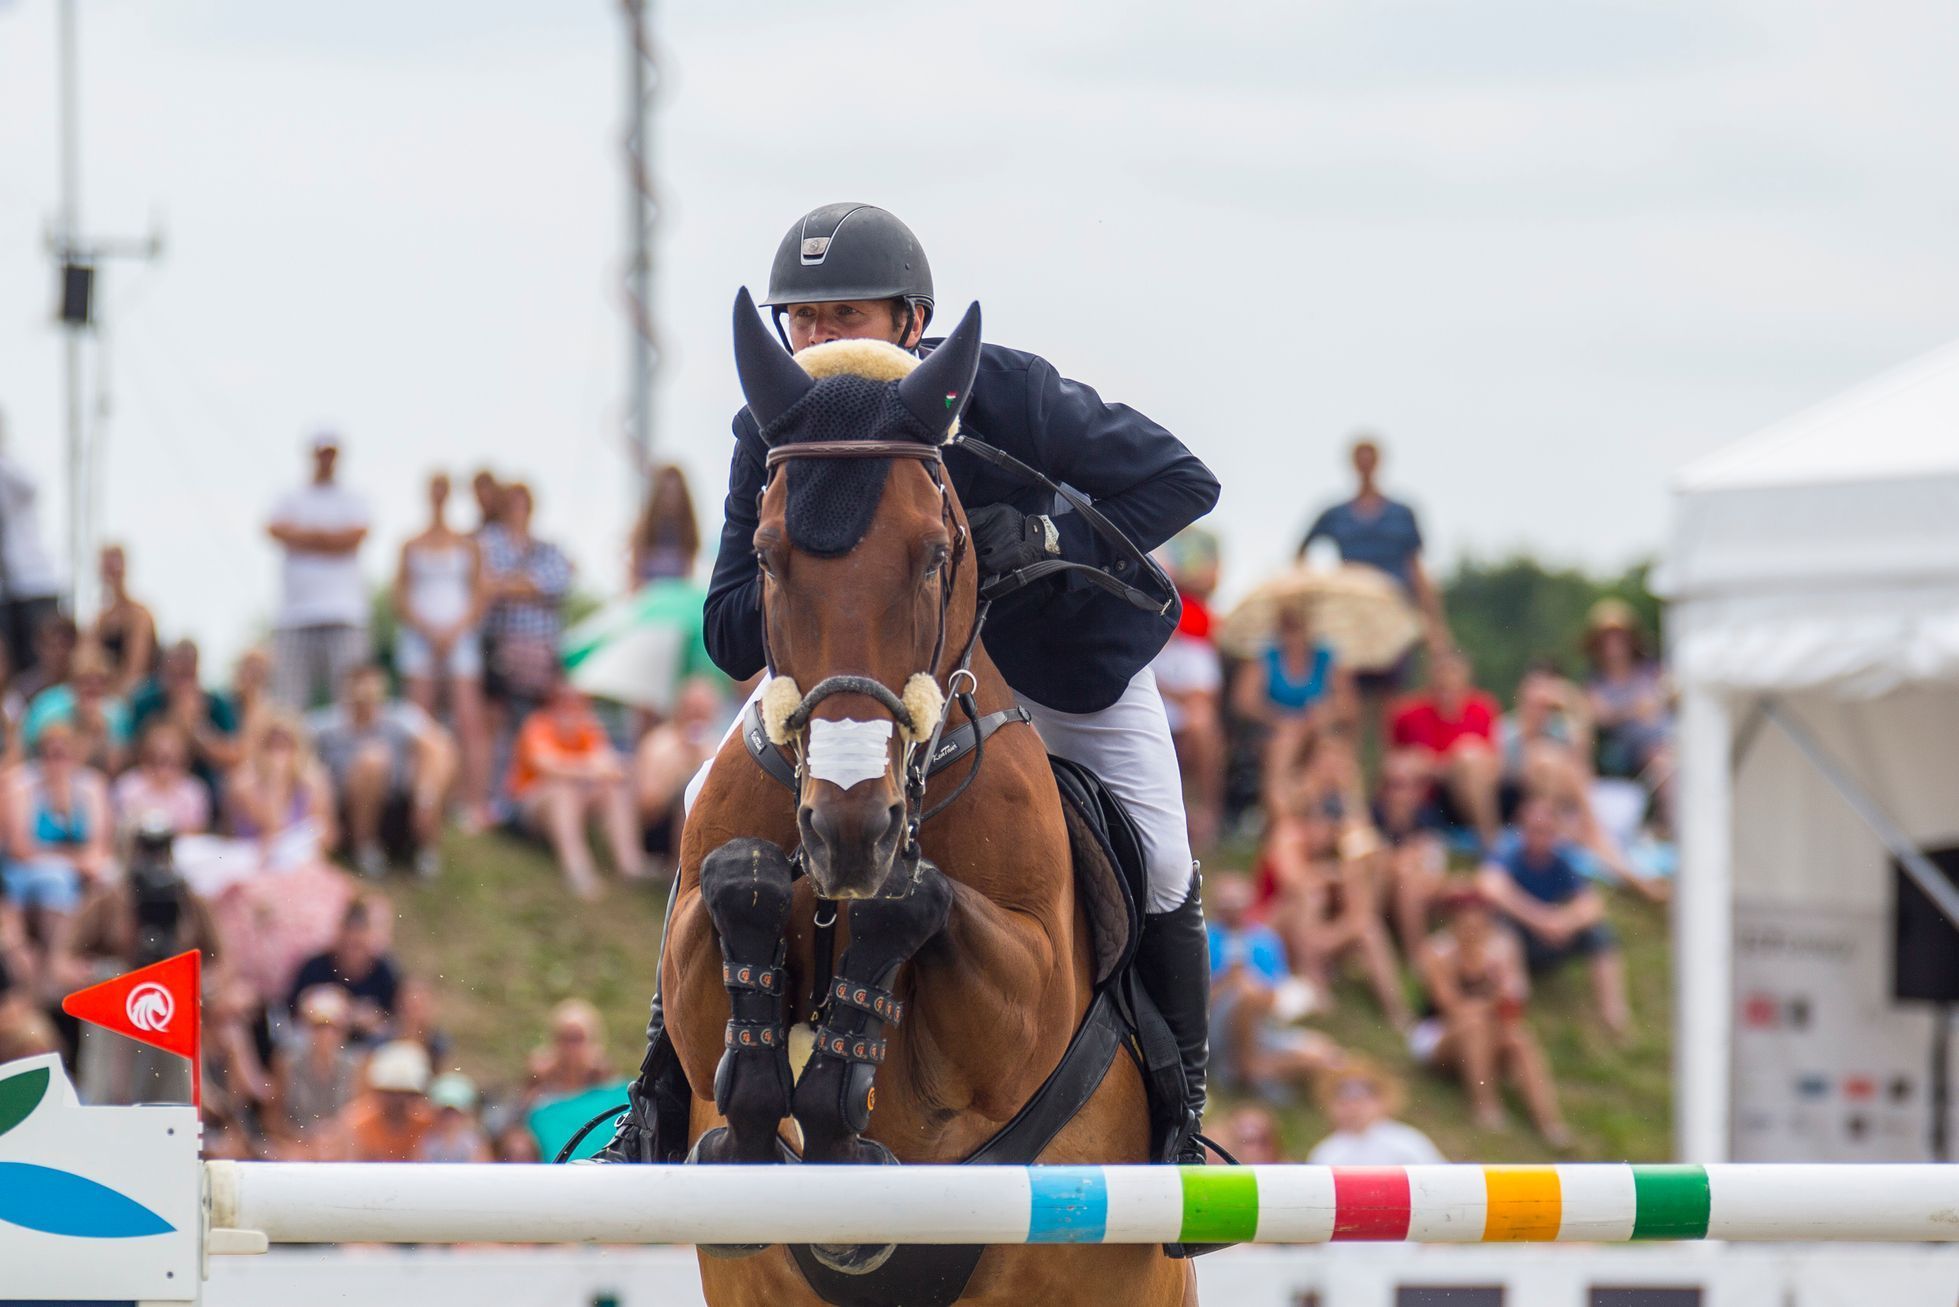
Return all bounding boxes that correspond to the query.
[593,889,691,1165]
[1134,872,1210,1166]
[590,991,687,1163]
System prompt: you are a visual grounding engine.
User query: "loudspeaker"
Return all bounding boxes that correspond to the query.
[1892,845,1959,1003]
[59,261,94,326]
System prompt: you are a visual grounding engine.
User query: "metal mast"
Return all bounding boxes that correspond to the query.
[621,0,660,487]
[49,0,161,615]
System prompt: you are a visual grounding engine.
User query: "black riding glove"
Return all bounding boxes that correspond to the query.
[968,504,1054,580]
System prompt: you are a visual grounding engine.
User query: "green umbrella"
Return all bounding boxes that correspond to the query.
[562,579,712,713]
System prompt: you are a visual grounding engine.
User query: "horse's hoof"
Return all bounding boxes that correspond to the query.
[809,1238,898,1276]
[808,1137,898,1275]
[688,1128,801,1258]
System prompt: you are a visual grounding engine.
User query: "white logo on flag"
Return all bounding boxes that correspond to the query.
[126,982,175,1032]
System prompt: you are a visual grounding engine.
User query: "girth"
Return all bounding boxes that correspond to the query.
[741,696,1031,793]
[787,990,1126,1307]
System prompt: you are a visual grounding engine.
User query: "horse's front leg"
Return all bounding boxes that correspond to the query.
[690,837,797,1166]
[793,857,953,1166]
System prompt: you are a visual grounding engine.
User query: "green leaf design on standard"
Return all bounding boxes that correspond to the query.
[0,1066,50,1138]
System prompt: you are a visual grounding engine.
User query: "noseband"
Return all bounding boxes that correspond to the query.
[756,438,993,865]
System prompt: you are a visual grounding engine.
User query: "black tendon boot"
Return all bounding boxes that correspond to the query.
[1135,872,1211,1166]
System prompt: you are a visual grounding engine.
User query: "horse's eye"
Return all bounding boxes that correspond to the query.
[755,549,776,579]
[923,546,949,580]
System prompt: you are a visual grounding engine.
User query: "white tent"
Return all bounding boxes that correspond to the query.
[1660,339,1959,1163]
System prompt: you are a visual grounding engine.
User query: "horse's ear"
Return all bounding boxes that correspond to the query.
[897,301,981,442]
[732,286,814,434]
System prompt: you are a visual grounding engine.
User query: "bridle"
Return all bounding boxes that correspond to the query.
[755,438,997,869]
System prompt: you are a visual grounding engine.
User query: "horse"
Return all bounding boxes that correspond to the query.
[657,290,1193,1307]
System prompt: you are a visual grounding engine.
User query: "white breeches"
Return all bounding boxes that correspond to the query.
[683,668,1196,914]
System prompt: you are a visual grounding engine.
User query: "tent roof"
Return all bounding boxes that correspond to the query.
[1676,338,1959,493]
[1664,336,1959,695]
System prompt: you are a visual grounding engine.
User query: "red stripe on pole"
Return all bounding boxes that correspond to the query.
[1331,1167,1412,1240]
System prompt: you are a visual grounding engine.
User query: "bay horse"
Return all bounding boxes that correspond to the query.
[658,290,1193,1306]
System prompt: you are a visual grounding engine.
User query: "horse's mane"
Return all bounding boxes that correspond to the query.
[772,339,956,557]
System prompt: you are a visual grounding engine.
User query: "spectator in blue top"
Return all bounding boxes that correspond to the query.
[1232,605,1353,812]
[1476,793,1629,1037]
[1207,870,1341,1099]
[1296,436,1452,706]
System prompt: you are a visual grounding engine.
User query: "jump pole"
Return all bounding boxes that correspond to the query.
[206,1161,1959,1248]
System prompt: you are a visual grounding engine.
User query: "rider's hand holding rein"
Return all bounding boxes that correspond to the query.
[968,504,1057,581]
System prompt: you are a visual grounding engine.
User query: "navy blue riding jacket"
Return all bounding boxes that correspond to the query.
[703,339,1220,714]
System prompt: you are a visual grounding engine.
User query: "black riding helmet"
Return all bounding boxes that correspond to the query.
[762,203,934,348]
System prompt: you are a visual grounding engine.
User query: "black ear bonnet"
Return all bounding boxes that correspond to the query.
[730,286,982,558]
[763,378,944,557]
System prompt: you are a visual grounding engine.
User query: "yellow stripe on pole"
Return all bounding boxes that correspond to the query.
[1482,1166,1562,1242]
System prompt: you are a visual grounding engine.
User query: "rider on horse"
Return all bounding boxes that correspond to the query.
[599,202,1222,1167]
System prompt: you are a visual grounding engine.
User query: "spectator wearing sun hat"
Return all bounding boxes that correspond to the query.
[267,431,371,712]
[335,1038,436,1162]
[418,1071,492,1163]
[267,985,364,1159]
[1582,598,1674,832]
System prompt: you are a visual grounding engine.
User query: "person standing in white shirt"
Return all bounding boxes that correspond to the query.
[0,407,68,676]
[268,432,371,710]
[1306,1060,1447,1167]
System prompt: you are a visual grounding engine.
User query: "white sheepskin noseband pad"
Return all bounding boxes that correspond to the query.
[900,674,944,745]
[806,718,894,790]
[761,677,803,747]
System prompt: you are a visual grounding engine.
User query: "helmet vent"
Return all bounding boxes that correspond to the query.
[800,236,831,264]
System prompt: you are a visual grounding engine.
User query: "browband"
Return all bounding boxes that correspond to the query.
[765,440,944,468]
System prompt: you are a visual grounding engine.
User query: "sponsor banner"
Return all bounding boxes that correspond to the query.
[1732,904,1946,1160]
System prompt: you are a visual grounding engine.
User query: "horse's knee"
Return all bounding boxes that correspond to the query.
[699,837,795,955]
[843,859,952,967]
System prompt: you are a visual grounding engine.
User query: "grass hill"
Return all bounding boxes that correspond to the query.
[395,829,1673,1163]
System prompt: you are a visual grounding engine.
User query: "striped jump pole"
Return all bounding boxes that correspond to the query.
[205,1162,1959,1248]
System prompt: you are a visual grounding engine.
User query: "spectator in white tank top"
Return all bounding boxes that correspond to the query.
[394,473,490,830]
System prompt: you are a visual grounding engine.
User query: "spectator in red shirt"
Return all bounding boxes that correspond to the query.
[1390,649,1502,851]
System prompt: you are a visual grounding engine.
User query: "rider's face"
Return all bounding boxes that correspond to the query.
[785,300,911,351]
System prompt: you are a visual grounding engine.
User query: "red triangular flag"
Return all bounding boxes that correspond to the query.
[62,949,202,1069]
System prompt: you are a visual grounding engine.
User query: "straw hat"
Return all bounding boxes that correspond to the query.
[366,1040,432,1094]
[428,1071,479,1113]
[1583,598,1650,658]
[295,985,351,1027]
[1217,564,1422,672]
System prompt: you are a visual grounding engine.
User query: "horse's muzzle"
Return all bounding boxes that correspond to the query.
[798,794,908,900]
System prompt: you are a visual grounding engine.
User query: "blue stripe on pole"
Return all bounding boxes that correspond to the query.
[1026,1167,1108,1243]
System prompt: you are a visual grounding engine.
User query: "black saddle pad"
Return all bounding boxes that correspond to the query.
[1048,754,1146,985]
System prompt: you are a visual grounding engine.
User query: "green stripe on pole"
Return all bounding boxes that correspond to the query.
[1178,1166,1259,1244]
[1630,1164,1710,1240]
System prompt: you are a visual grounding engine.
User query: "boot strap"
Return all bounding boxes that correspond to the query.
[722,962,787,995]
[724,1020,785,1050]
[811,1023,887,1065]
[826,976,904,1025]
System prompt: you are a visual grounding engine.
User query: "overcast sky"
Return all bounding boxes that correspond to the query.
[3,0,1957,666]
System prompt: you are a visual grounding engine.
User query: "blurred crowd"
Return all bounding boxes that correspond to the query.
[0,421,1677,1167]
[1162,436,1675,1163]
[0,430,730,1163]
